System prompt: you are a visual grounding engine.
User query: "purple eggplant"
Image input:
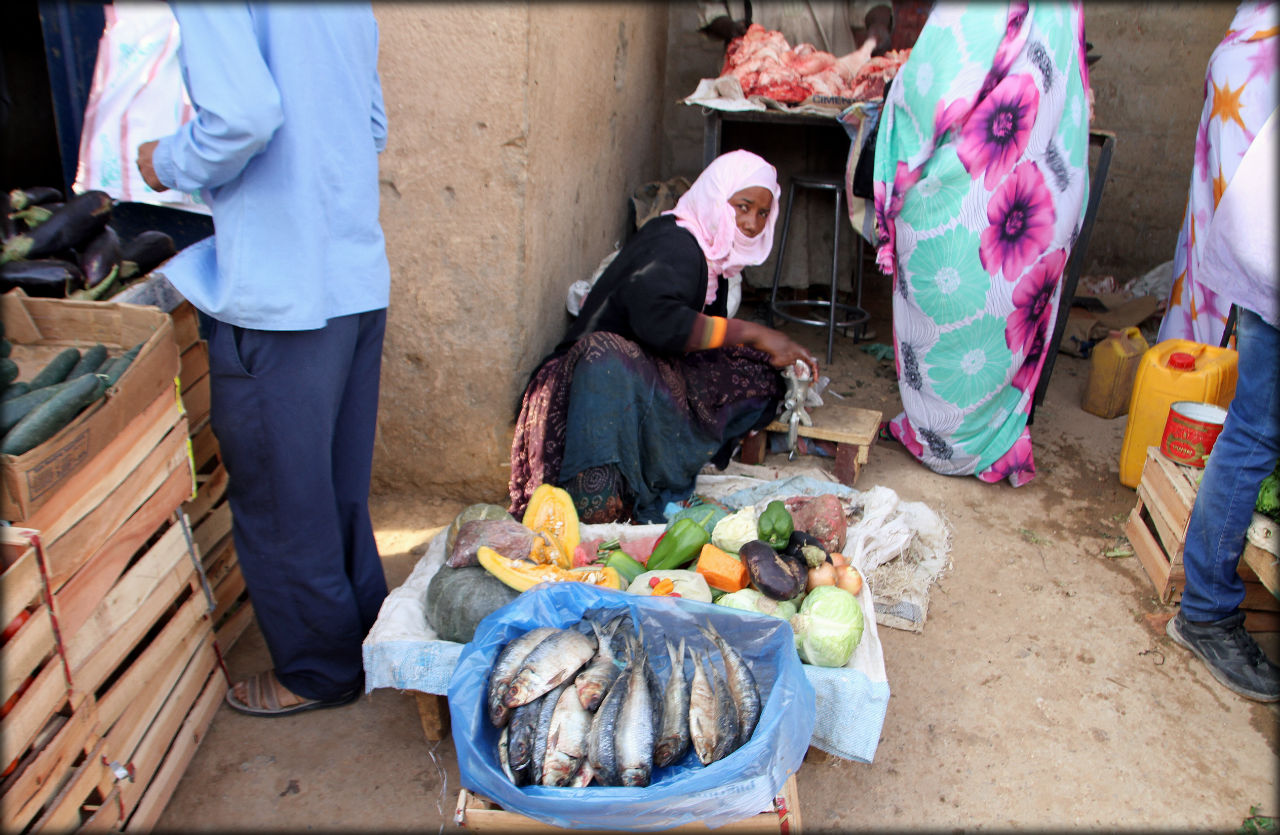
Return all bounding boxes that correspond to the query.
[118,230,177,279]
[81,225,122,288]
[1,191,112,264]
[0,259,82,297]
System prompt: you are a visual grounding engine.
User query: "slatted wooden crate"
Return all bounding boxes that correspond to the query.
[454,774,802,834]
[1124,446,1279,631]
[172,301,254,651]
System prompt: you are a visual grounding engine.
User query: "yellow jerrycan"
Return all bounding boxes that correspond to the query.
[1118,339,1238,487]
[1082,327,1149,419]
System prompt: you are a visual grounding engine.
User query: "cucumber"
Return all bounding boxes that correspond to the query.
[67,344,108,379]
[2,382,31,401]
[28,348,81,390]
[0,337,10,358]
[99,343,143,388]
[1,357,18,387]
[0,379,76,434]
[1,373,106,456]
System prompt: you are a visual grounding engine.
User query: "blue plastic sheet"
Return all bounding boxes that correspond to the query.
[449,583,816,831]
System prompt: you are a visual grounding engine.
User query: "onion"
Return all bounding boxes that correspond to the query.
[834,565,863,596]
[807,562,837,591]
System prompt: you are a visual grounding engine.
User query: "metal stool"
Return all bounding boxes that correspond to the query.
[767,172,869,365]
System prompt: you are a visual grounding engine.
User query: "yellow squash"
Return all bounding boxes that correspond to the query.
[521,484,580,568]
[476,546,624,593]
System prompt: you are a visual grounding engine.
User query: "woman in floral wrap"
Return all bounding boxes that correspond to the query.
[872,1,1091,486]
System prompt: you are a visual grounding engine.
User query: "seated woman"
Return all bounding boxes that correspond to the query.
[509,150,817,524]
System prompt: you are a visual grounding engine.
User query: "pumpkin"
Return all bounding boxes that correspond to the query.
[521,484,580,568]
[425,565,520,643]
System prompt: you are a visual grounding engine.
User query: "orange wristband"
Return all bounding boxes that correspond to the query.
[705,316,728,349]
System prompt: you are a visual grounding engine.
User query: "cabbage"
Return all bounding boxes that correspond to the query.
[790,585,864,667]
[716,587,798,620]
[711,507,759,554]
[1257,464,1280,521]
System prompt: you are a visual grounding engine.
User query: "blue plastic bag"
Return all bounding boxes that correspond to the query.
[449,582,815,831]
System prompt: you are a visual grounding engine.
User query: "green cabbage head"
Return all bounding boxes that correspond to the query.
[1257,464,1280,521]
[716,587,798,620]
[790,585,864,667]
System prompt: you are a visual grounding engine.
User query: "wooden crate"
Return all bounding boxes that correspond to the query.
[1,528,73,781]
[1125,447,1280,631]
[1,694,114,834]
[740,401,881,486]
[454,774,802,834]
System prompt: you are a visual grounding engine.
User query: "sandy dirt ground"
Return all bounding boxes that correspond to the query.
[156,282,1278,832]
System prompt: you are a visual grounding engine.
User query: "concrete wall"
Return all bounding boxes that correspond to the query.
[372,3,669,501]
[1080,1,1236,278]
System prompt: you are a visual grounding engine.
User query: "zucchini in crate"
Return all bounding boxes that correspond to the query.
[67,344,108,379]
[1,372,106,456]
[28,347,81,390]
[1,190,112,264]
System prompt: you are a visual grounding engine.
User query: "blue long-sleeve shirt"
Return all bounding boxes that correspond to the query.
[153,2,390,330]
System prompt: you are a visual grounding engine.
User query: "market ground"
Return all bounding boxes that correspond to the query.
[157,275,1279,833]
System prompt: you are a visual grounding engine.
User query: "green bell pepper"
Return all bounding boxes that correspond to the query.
[646,518,711,571]
[601,549,647,585]
[757,500,793,550]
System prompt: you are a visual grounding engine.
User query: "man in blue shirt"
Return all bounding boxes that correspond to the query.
[137,2,391,716]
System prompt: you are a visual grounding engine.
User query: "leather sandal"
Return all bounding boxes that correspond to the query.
[225,670,359,717]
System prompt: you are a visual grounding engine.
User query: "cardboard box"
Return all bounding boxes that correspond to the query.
[1,291,180,521]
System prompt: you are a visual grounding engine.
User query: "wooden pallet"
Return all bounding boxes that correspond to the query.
[740,401,881,486]
[454,774,801,834]
[1124,447,1279,631]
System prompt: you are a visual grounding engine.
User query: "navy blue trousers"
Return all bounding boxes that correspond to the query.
[204,309,388,701]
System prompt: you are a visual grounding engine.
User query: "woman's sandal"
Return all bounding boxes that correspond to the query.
[225,670,359,717]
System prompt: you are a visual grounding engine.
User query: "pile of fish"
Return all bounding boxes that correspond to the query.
[485,610,762,789]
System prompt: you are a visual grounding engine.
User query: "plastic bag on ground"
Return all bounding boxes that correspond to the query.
[449,582,815,831]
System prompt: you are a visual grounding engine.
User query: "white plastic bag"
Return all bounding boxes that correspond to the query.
[73,2,209,214]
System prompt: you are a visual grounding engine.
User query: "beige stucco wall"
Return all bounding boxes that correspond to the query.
[371,3,669,502]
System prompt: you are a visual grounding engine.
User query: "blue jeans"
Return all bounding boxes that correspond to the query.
[1179,308,1280,622]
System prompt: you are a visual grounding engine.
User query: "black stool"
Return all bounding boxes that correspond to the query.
[767,172,870,365]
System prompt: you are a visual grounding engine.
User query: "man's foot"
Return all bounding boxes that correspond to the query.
[225,670,360,717]
[1166,610,1280,702]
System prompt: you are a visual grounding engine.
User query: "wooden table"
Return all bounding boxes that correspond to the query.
[739,400,881,486]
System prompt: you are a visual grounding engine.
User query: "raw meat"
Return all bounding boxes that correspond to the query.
[719,24,907,104]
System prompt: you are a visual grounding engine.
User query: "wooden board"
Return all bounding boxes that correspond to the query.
[764,401,880,450]
[454,774,801,834]
[0,696,100,834]
[27,735,115,833]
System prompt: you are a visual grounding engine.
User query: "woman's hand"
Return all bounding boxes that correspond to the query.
[727,320,819,379]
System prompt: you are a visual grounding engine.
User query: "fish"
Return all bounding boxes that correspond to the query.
[498,725,525,786]
[504,628,597,708]
[708,656,742,763]
[530,681,567,786]
[653,638,691,767]
[487,626,558,727]
[687,648,721,766]
[568,758,595,788]
[699,621,761,747]
[574,619,625,710]
[615,640,656,787]
[588,652,632,786]
[506,695,542,777]
[541,679,594,786]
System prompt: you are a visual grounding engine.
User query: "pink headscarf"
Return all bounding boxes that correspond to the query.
[665,150,782,307]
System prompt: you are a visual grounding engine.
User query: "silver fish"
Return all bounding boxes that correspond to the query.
[506,695,541,777]
[653,638,690,767]
[615,642,656,787]
[708,658,741,762]
[574,619,624,710]
[687,649,721,766]
[699,621,761,747]
[498,726,523,786]
[504,628,597,708]
[541,681,594,786]
[568,758,595,788]
[530,681,568,786]
[588,655,631,786]
[487,626,558,727]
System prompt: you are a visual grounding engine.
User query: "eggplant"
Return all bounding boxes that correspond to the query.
[81,225,122,288]
[118,230,177,279]
[0,190,112,264]
[784,530,830,565]
[0,259,83,297]
[2,191,15,241]
[10,202,61,230]
[8,187,64,211]
[739,539,806,600]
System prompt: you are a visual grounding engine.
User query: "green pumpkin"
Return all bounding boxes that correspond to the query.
[425,565,519,644]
